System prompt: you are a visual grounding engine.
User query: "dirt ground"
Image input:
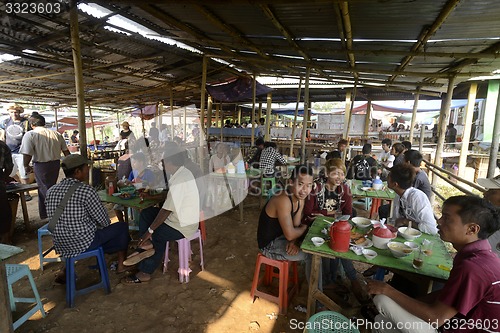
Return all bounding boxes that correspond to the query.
[6,187,375,333]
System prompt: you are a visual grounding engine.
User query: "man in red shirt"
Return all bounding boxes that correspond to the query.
[367,195,500,333]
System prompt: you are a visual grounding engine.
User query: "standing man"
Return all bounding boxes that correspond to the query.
[0,140,13,243]
[367,196,500,333]
[20,113,69,220]
[378,138,395,169]
[46,155,129,274]
[445,123,457,145]
[1,103,32,200]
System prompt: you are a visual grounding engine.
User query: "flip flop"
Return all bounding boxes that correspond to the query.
[123,248,155,266]
[121,274,149,285]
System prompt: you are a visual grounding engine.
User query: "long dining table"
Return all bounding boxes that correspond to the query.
[301,217,453,319]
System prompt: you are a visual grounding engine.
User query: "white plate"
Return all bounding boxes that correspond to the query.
[361,187,372,191]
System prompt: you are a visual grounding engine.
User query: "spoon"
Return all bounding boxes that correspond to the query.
[406,221,412,234]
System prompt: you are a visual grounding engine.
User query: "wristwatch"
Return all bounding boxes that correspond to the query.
[148,227,154,234]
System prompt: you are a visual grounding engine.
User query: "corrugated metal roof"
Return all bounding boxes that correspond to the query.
[0,0,498,109]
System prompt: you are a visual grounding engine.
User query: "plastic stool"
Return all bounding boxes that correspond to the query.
[163,229,204,283]
[37,223,62,271]
[199,211,207,244]
[250,253,299,314]
[305,311,360,333]
[369,198,382,219]
[65,246,111,308]
[6,264,46,330]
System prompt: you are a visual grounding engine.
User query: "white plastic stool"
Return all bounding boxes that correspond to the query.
[163,230,204,283]
[6,264,46,330]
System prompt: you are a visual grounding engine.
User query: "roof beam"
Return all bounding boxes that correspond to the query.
[390,0,461,82]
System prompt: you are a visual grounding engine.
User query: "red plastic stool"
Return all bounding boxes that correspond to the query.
[199,211,207,244]
[250,253,299,314]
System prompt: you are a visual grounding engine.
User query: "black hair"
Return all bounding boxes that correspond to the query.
[263,141,277,149]
[389,164,415,189]
[404,149,423,167]
[338,138,348,146]
[362,143,372,155]
[392,143,405,155]
[29,113,45,127]
[381,138,392,146]
[443,196,500,239]
[256,137,265,146]
[402,141,412,151]
[290,164,313,181]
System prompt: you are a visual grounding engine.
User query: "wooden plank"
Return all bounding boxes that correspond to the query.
[0,264,14,333]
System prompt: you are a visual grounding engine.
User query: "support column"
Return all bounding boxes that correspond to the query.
[488,89,500,177]
[199,56,207,171]
[69,0,86,156]
[409,92,420,144]
[300,67,311,163]
[432,76,456,189]
[458,83,477,177]
[290,77,303,156]
[265,93,272,141]
[364,100,372,140]
[251,74,256,146]
[170,89,174,140]
[343,90,352,139]
[207,96,213,130]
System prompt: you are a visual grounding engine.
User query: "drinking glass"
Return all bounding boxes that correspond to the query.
[412,247,425,270]
[422,240,434,256]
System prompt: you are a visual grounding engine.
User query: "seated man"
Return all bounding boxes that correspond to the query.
[259,141,286,177]
[347,143,377,180]
[257,165,313,266]
[388,164,437,235]
[367,196,500,333]
[122,146,199,284]
[404,149,432,200]
[46,155,129,274]
[478,175,500,257]
[245,137,265,169]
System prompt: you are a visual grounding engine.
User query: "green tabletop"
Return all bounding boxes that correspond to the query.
[98,190,164,210]
[301,218,452,281]
[350,179,396,200]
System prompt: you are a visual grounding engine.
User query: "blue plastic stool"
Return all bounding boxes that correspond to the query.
[37,223,62,271]
[65,246,111,308]
[306,311,360,333]
[6,264,46,330]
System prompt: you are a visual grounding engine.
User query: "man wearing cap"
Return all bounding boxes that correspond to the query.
[19,113,70,220]
[46,155,129,273]
[478,175,500,257]
[1,103,32,200]
[120,121,134,140]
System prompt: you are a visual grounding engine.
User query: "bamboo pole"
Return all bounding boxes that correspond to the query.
[419,125,425,152]
[220,105,224,142]
[458,83,477,177]
[431,76,456,190]
[265,93,272,141]
[215,102,220,127]
[237,105,241,125]
[488,90,500,177]
[170,89,174,140]
[409,92,420,144]
[183,106,187,144]
[88,105,98,153]
[300,67,310,163]
[363,100,372,140]
[54,106,58,131]
[258,102,263,120]
[207,96,213,130]
[199,56,207,171]
[343,90,352,140]
[69,0,87,157]
[290,77,303,156]
[251,74,256,146]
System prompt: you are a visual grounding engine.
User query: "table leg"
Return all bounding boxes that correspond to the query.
[306,254,320,319]
[19,193,29,230]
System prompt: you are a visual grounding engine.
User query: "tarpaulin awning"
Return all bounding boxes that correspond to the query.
[206,77,273,103]
[131,104,157,120]
[57,121,112,133]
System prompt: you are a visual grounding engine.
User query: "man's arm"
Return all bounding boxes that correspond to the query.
[139,208,171,247]
[368,280,457,326]
[23,153,33,174]
[272,195,307,241]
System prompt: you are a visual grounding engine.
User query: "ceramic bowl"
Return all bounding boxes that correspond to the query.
[404,241,419,251]
[372,234,394,249]
[352,217,372,229]
[362,249,378,260]
[398,227,422,241]
[387,241,413,258]
[311,237,325,247]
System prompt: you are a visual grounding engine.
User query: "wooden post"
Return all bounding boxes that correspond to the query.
[343,90,352,139]
[290,77,303,156]
[251,74,256,146]
[265,93,272,141]
[170,89,174,140]
[488,89,500,177]
[69,0,87,157]
[409,92,420,144]
[237,105,241,125]
[345,84,358,141]
[215,103,220,127]
[88,105,98,152]
[220,106,224,142]
[364,100,372,140]
[54,106,58,131]
[419,125,425,152]
[432,76,456,189]
[300,67,310,163]
[199,56,207,171]
[258,102,263,120]
[0,265,14,333]
[458,83,477,177]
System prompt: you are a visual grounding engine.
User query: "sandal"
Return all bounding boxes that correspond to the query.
[123,248,155,266]
[121,274,149,285]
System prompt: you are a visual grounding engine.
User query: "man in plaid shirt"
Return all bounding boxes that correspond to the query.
[259,141,286,177]
[46,155,129,274]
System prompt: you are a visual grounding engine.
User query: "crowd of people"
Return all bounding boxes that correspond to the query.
[1,103,499,331]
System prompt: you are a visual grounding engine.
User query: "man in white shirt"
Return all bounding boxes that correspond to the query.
[20,113,69,220]
[378,138,395,169]
[122,145,200,284]
[388,164,437,235]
